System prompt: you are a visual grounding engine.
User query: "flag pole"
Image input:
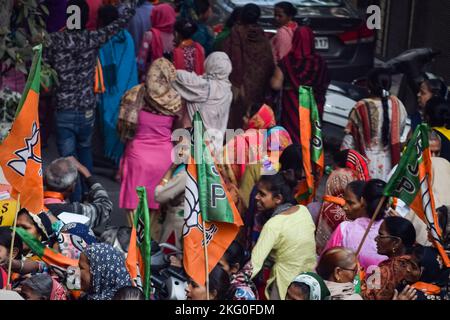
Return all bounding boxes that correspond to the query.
[202,219,210,300]
[7,195,21,287]
[355,196,386,256]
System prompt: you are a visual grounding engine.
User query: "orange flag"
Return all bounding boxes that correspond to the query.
[183,112,243,286]
[0,45,44,214]
[296,86,324,204]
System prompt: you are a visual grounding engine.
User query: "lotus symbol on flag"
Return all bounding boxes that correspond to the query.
[7,122,41,177]
[183,168,217,245]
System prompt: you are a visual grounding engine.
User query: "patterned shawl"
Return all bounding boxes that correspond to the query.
[346,97,401,166]
[84,243,131,300]
[117,58,181,142]
[315,168,357,253]
[280,26,330,115]
[346,149,371,181]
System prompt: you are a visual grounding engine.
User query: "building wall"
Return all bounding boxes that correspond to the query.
[355,0,450,82]
[409,0,450,82]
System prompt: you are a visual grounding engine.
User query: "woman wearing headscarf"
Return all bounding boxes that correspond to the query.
[79,243,131,300]
[315,149,370,253]
[118,58,182,232]
[137,3,176,81]
[171,51,232,145]
[285,272,330,300]
[219,3,275,129]
[98,5,139,166]
[232,104,293,208]
[272,26,330,144]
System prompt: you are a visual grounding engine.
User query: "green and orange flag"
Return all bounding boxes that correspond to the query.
[15,227,79,270]
[0,45,44,214]
[183,112,243,286]
[384,124,450,267]
[296,86,324,205]
[125,186,151,299]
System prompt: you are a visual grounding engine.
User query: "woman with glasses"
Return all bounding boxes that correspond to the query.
[323,179,389,271]
[316,247,363,300]
[363,216,421,300]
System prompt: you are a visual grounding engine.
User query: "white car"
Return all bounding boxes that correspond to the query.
[323,82,411,146]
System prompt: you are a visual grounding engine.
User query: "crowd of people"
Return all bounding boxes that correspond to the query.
[0,0,449,301]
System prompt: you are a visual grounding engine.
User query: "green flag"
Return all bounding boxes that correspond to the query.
[384,124,450,267]
[125,186,152,299]
[192,111,234,223]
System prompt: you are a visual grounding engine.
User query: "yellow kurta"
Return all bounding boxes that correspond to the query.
[251,205,317,300]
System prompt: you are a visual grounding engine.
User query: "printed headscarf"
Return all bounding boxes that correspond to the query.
[56,223,97,260]
[117,58,181,142]
[291,272,330,300]
[84,243,131,300]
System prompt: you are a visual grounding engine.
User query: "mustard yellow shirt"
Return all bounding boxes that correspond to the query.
[251,205,317,300]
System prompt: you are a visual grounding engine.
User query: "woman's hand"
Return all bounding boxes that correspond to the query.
[393,285,418,300]
[270,66,284,91]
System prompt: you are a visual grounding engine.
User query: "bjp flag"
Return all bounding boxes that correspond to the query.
[296,86,324,204]
[384,124,450,267]
[183,112,243,286]
[0,45,44,214]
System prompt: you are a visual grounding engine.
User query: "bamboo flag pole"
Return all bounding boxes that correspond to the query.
[355,196,387,256]
[202,220,210,301]
[7,195,21,287]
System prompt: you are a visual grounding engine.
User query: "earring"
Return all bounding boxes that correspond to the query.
[392,247,396,254]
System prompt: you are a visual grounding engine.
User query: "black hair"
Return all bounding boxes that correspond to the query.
[424,97,450,128]
[333,149,350,168]
[174,18,198,40]
[209,264,231,300]
[279,143,303,173]
[367,68,392,146]
[17,209,51,241]
[241,3,261,25]
[97,4,119,27]
[21,274,53,300]
[225,7,242,29]
[248,102,264,118]
[67,0,90,30]
[361,179,387,220]
[275,1,298,18]
[0,227,23,258]
[113,286,146,300]
[194,0,211,16]
[258,172,297,205]
[423,78,449,101]
[383,216,416,254]
[222,241,249,271]
[288,282,310,299]
[346,180,366,200]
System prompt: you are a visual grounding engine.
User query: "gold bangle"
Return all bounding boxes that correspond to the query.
[161,178,169,184]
